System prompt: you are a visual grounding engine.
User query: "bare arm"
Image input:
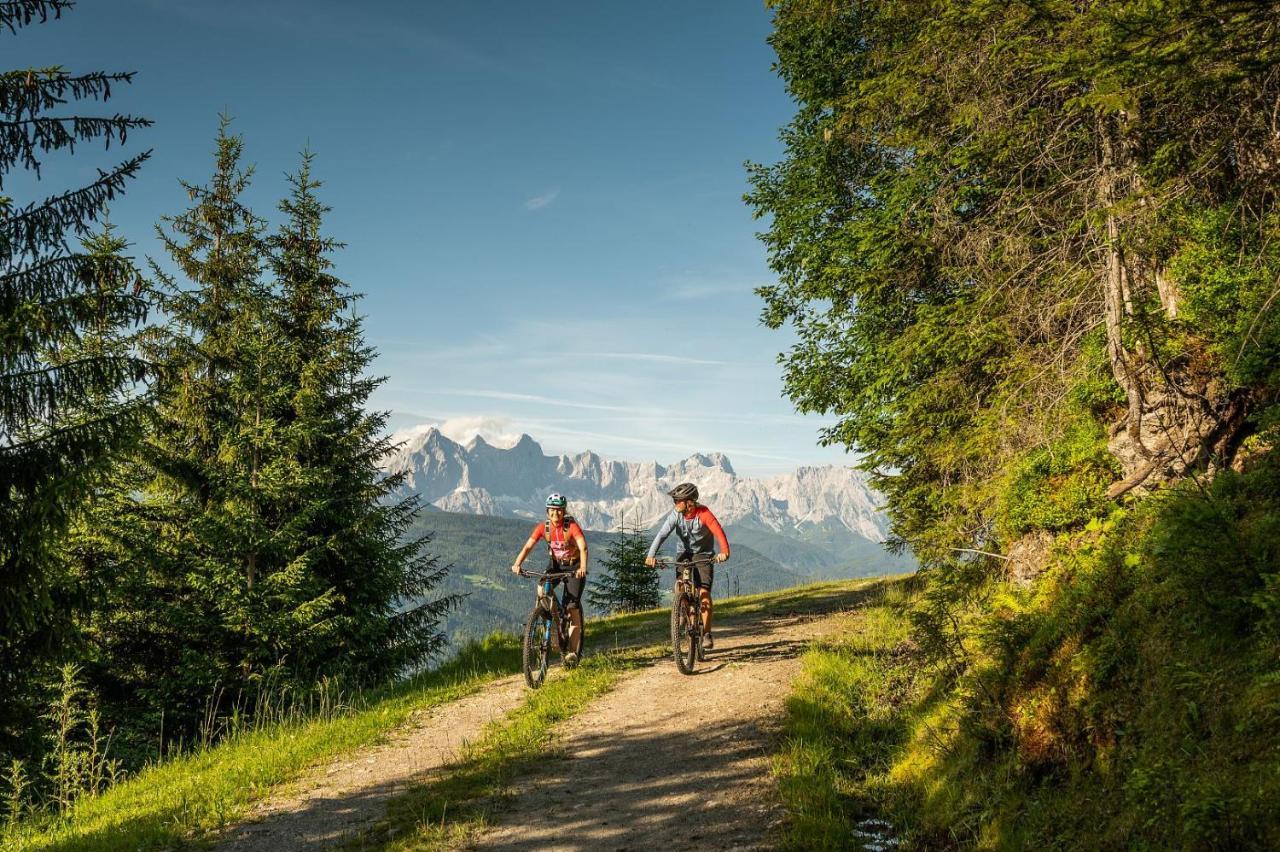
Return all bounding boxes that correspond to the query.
[573,532,588,579]
[511,535,538,574]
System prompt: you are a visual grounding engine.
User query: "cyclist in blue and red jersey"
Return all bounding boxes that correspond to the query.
[644,482,730,649]
[511,493,589,665]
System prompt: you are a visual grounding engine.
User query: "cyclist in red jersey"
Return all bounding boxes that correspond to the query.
[511,493,588,665]
[644,482,730,649]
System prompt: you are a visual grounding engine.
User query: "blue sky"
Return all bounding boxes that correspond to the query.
[11,0,853,476]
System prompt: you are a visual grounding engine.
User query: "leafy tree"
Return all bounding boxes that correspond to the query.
[749,0,1280,567]
[588,516,658,614]
[0,0,150,755]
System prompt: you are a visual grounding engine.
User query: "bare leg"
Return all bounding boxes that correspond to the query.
[699,589,713,635]
[568,606,584,654]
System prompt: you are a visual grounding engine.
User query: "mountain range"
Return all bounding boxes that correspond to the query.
[383,427,892,540]
[384,426,911,583]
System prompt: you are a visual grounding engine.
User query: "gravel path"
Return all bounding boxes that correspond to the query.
[213,581,879,851]
[468,602,857,851]
[215,674,528,851]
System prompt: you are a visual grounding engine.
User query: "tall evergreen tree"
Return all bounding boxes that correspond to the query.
[0,0,151,753]
[588,517,658,614]
[85,121,271,735]
[83,137,455,746]
[263,153,455,681]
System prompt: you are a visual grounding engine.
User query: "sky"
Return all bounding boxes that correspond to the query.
[10,0,855,476]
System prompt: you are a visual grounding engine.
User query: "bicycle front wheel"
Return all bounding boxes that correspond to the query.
[671,591,696,675]
[523,607,552,689]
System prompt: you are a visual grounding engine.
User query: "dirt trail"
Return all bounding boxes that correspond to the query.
[470,602,856,851]
[216,674,528,851]
[214,582,877,850]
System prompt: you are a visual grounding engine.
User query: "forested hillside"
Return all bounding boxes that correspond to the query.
[407,510,823,641]
[753,0,1280,847]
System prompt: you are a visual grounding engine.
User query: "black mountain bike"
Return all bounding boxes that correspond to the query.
[518,568,581,688]
[655,556,715,675]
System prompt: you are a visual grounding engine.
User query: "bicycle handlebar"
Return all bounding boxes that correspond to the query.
[518,568,577,580]
[651,555,718,567]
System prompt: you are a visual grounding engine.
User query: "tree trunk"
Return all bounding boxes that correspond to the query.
[1096,119,1248,498]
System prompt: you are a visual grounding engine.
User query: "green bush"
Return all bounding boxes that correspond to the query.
[999,421,1118,537]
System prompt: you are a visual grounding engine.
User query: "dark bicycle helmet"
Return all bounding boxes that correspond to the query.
[545,493,568,509]
[667,482,698,502]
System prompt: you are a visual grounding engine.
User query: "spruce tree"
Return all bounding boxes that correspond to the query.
[588,517,658,614]
[264,153,455,681]
[86,121,271,735]
[84,139,456,745]
[1,0,151,753]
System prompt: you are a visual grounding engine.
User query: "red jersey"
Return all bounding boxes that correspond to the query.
[531,519,585,564]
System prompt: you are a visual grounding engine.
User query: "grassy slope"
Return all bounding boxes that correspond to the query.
[1,635,524,852]
[774,458,1280,850]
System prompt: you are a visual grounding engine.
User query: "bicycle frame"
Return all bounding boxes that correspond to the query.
[656,556,715,673]
[519,568,576,688]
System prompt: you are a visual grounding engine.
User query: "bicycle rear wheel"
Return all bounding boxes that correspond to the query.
[671,591,696,675]
[523,606,552,688]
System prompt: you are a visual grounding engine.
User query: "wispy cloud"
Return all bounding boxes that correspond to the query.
[660,272,758,302]
[524,188,560,211]
[434,389,650,414]
[593,352,727,367]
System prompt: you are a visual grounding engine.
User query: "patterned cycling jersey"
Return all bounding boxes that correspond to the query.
[646,505,730,560]
[531,519,584,564]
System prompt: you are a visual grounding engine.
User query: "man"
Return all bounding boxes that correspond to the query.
[644,482,730,649]
[511,493,588,666]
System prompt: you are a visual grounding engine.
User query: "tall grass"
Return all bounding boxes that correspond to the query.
[774,458,1280,850]
[1,633,522,852]
[772,580,920,850]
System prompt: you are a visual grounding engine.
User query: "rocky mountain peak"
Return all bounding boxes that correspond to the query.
[382,431,891,543]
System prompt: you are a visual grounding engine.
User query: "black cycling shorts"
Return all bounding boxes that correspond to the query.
[678,553,714,591]
[547,559,585,609]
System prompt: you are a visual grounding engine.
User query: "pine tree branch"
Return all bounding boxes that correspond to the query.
[0,114,152,178]
[0,151,149,259]
[1,252,133,301]
[0,0,72,34]
[0,353,152,430]
[0,70,136,120]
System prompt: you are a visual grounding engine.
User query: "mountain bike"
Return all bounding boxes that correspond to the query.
[654,555,715,675]
[518,568,581,688]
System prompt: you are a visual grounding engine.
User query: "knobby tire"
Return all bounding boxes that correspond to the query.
[672,590,696,675]
[523,606,552,689]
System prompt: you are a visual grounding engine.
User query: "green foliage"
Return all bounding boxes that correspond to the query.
[781,464,1280,848]
[1165,203,1280,392]
[755,4,1280,840]
[999,420,1118,537]
[67,127,454,766]
[0,1,152,766]
[753,0,1280,564]
[587,517,659,614]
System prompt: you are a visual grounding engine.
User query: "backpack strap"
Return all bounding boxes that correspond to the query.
[544,515,575,540]
[543,516,576,556]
